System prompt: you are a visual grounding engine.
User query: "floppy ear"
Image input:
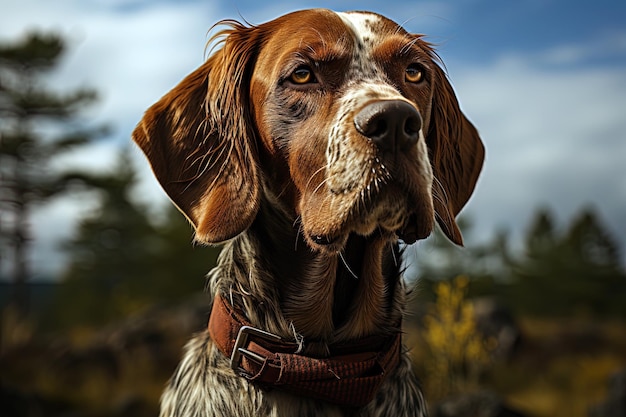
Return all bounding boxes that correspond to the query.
[132,23,261,244]
[427,66,485,246]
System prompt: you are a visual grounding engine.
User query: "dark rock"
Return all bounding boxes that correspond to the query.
[472,297,522,360]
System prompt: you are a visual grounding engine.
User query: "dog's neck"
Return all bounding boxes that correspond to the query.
[208,196,406,355]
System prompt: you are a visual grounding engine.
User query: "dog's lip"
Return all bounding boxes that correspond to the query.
[306,215,433,252]
[307,220,405,252]
[398,212,431,244]
[398,214,419,244]
[312,234,339,246]
[306,232,349,252]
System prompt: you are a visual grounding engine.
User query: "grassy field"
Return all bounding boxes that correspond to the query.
[2,296,625,416]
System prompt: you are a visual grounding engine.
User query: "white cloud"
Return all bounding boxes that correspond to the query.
[451,53,626,253]
[2,0,221,132]
[535,30,626,66]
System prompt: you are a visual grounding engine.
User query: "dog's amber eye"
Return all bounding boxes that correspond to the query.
[290,66,314,84]
[405,64,424,83]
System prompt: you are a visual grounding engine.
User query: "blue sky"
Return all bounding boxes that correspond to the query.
[2,0,626,278]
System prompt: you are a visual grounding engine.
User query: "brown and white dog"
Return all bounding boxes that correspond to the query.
[133,8,484,417]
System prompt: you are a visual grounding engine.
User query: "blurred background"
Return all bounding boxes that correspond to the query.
[1,1,625,416]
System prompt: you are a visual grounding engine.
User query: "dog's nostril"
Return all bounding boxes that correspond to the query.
[405,117,420,136]
[371,120,387,138]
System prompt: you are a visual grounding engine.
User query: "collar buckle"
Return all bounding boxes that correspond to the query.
[230,325,281,376]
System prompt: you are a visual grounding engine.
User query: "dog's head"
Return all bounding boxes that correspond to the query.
[133,9,484,251]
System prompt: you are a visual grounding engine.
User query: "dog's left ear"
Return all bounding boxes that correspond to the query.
[132,23,262,244]
[427,65,485,246]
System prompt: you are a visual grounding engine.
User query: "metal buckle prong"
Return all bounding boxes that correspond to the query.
[230,325,281,373]
[236,348,266,364]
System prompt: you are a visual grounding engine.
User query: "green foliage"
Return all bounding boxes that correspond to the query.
[508,207,626,316]
[0,32,64,71]
[413,218,511,284]
[52,152,221,328]
[412,207,626,318]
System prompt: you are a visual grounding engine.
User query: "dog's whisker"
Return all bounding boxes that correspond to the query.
[304,164,328,194]
[432,175,450,205]
[339,250,359,280]
[389,240,399,267]
[293,216,303,250]
[311,175,331,196]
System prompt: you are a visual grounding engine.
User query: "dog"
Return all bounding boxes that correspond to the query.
[133,8,484,417]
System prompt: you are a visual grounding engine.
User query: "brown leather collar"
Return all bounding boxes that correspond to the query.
[208,293,402,407]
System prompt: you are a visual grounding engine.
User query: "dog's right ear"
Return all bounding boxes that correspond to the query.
[133,23,261,244]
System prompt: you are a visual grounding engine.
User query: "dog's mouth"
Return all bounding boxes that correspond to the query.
[309,213,422,251]
[302,181,434,252]
[397,212,426,244]
[306,211,426,250]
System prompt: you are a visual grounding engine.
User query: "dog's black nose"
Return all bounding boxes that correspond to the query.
[354,100,422,153]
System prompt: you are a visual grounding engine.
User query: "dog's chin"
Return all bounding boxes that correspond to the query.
[300,179,435,252]
[303,210,434,253]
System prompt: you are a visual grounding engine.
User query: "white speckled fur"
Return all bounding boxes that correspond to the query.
[326,12,433,238]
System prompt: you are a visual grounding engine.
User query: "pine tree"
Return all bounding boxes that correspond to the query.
[510,207,626,316]
[55,151,221,327]
[410,216,512,306]
[0,32,105,316]
[57,152,161,325]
